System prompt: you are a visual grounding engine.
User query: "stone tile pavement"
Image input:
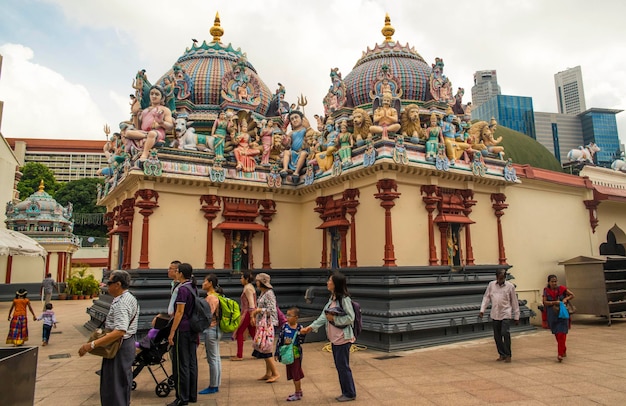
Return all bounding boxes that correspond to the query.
[2,299,626,405]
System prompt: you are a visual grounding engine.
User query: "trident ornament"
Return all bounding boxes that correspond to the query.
[297,93,308,115]
[103,124,110,139]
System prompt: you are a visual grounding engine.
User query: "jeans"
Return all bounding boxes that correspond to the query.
[42,324,52,343]
[492,319,512,357]
[204,325,222,388]
[331,342,356,399]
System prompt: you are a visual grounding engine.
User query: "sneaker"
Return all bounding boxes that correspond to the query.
[286,393,301,401]
[42,341,47,346]
[336,395,355,402]
[198,387,219,394]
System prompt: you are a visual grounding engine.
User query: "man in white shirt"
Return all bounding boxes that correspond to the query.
[479,269,520,362]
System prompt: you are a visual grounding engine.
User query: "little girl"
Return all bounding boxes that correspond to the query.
[275,307,307,401]
[37,303,57,346]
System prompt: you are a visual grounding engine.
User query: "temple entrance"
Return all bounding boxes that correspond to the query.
[329,227,341,269]
[447,224,462,266]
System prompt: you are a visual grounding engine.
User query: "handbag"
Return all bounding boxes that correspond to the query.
[558,301,570,319]
[88,328,122,359]
[253,312,274,353]
[278,331,298,365]
[565,300,577,315]
[88,306,137,359]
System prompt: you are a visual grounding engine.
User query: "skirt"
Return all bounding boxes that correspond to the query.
[6,315,28,345]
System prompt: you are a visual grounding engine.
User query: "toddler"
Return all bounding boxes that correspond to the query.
[275,307,307,401]
[37,303,57,346]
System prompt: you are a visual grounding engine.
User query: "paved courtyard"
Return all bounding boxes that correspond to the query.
[2,299,626,405]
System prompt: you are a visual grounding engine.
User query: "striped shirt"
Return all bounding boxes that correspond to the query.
[105,290,139,339]
[480,280,520,321]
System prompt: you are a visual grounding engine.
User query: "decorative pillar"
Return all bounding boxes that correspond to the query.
[222,230,233,269]
[45,253,51,277]
[200,195,221,269]
[583,200,600,233]
[491,193,509,265]
[421,185,440,266]
[438,223,450,265]
[57,252,66,281]
[120,198,136,270]
[461,190,477,266]
[342,189,360,267]
[134,189,159,269]
[258,200,276,269]
[314,197,330,268]
[375,179,400,267]
[248,231,257,269]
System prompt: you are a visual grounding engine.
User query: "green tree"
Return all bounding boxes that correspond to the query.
[54,178,107,238]
[17,162,60,199]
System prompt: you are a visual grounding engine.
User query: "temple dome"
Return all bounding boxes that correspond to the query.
[343,15,432,107]
[7,181,74,232]
[156,14,273,116]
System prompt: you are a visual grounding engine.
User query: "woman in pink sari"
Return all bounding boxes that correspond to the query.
[231,271,256,361]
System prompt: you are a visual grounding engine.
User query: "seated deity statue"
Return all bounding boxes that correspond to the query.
[370,91,401,137]
[441,112,471,163]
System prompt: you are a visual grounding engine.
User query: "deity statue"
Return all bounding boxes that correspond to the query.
[132,69,151,109]
[322,68,347,115]
[370,91,401,137]
[232,232,247,273]
[124,85,174,163]
[211,110,232,160]
[281,110,312,180]
[172,64,192,100]
[400,104,425,140]
[234,119,260,172]
[468,119,505,159]
[441,109,471,163]
[337,120,353,167]
[259,119,275,165]
[451,87,465,116]
[315,117,339,172]
[162,76,176,113]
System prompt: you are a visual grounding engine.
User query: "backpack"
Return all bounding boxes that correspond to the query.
[182,284,212,333]
[338,297,363,339]
[216,294,241,333]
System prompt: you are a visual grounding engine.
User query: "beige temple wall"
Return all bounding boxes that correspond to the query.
[596,201,626,248]
[3,256,46,283]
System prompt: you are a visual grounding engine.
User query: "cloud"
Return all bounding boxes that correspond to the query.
[0,43,107,140]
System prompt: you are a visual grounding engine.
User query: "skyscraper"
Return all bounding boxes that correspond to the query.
[554,66,586,115]
[471,70,501,109]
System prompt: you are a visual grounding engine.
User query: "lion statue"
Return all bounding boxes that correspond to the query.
[401,104,425,139]
[351,108,373,142]
[468,120,504,158]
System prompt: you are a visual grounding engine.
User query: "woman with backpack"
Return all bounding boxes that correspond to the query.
[199,274,223,395]
[301,272,357,402]
[232,270,257,361]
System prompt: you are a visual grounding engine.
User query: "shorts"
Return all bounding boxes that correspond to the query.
[286,356,304,381]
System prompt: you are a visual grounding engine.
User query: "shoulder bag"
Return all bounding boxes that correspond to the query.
[89,307,138,359]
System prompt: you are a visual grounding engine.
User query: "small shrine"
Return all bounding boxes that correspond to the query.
[5,180,80,283]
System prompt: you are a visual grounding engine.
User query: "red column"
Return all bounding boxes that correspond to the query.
[249,231,257,269]
[134,189,159,269]
[343,189,360,267]
[222,230,233,269]
[439,224,449,265]
[45,253,51,276]
[421,185,440,266]
[314,197,330,268]
[461,190,476,266]
[5,255,13,283]
[375,179,400,267]
[120,198,136,270]
[491,193,509,265]
[339,226,349,268]
[200,195,221,269]
[104,212,114,270]
[258,200,276,269]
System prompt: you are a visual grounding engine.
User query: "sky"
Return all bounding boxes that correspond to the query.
[1,0,625,148]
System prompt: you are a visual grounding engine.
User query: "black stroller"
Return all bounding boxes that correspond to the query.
[131,319,174,397]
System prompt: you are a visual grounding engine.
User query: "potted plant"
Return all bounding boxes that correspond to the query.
[66,276,79,300]
[83,275,100,299]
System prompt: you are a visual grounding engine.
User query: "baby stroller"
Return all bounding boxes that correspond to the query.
[131,319,174,397]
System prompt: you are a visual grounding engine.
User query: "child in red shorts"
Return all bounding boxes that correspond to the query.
[275,307,307,401]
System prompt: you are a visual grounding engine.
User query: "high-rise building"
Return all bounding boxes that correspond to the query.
[579,108,623,166]
[555,66,586,115]
[534,112,584,163]
[471,70,501,109]
[471,95,536,140]
[7,138,107,182]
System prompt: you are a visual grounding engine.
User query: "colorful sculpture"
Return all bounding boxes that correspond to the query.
[337,121,353,167]
[322,68,347,115]
[315,117,339,172]
[234,119,260,172]
[281,110,311,179]
[393,135,409,165]
[370,91,401,138]
[259,120,275,166]
[400,104,425,141]
[441,109,470,164]
[469,119,504,159]
[232,232,247,272]
[567,142,601,163]
[351,108,373,144]
[425,113,443,161]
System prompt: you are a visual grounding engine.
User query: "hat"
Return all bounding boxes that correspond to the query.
[255,273,273,289]
[16,288,27,297]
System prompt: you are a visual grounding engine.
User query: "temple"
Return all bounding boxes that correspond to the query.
[86,14,626,351]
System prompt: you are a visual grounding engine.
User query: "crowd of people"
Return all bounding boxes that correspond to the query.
[0,265,565,405]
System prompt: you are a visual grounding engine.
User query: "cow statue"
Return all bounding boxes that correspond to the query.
[611,158,626,172]
[567,142,600,163]
[171,116,213,152]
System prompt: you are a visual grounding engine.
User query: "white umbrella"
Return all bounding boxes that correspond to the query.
[0,228,47,257]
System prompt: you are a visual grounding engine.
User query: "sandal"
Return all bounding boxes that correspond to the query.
[286,393,302,401]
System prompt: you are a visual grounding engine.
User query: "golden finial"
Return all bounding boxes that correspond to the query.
[38,179,45,192]
[381,13,395,43]
[209,12,224,43]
